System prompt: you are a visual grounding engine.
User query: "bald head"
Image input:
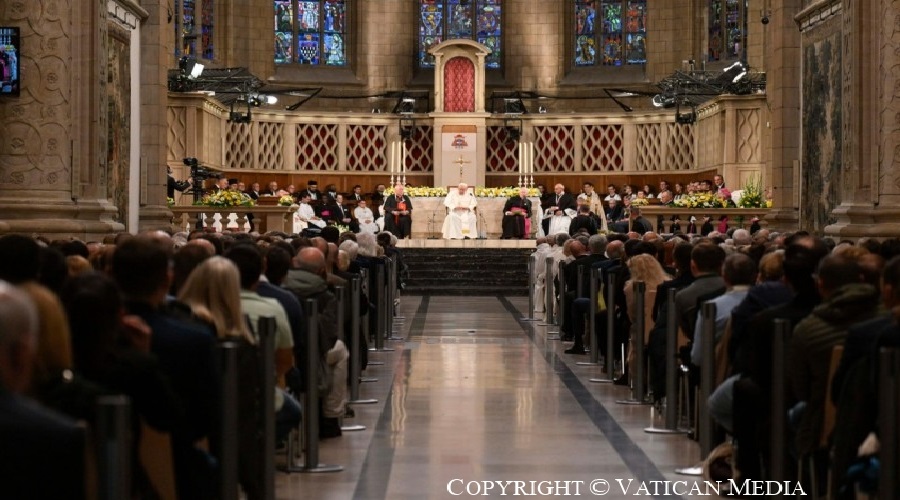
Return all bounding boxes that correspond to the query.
[606,240,625,260]
[294,247,326,277]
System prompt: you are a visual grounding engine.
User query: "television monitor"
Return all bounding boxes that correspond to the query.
[0,27,20,96]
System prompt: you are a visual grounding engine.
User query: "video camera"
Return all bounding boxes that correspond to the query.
[183,157,214,181]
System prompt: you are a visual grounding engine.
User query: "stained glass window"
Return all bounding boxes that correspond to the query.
[174,0,214,59]
[708,0,747,62]
[574,0,645,67]
[275,0,347,66]
[419,0,502,69]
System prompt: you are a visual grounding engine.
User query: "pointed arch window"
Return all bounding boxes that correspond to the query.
[707,0,748,62]
[574,0,646,67]
[174,0,215,59]
[274,0,348,66]
[418,0,502,69]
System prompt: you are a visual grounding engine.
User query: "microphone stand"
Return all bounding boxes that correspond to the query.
[427,211,437,239]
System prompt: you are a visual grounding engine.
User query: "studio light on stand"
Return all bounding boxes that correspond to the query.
[228,97,252,124]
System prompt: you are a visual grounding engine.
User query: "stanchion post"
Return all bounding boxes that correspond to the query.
[349,276,377,404]
[300,299,343,473]
[588,267,600,365]
[558,260,567,334]
[590,267,617,384]
[257,316,276,494]
[96,395,131,500]
[617,281,650,405]
[544,256,554,326]
[522,256,538,320]
[770,318,789,486]
[387,257,404,340]
[698,301,717,459]
[218,342,239,500]
[879,348,898,500]
[575,263,596,366]
[646,287,688,434]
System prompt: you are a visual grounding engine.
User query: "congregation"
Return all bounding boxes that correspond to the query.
[0,226,405,499]
[531,222,899,498]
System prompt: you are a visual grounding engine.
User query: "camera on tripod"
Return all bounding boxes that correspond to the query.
[183,157,213,182]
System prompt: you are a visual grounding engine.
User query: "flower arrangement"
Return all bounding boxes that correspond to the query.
[195,190,255,208]
[384,186,540,198]
[334,223,351,234]
[630,197,649,206]
[673,191,728,209]
[278,195,295,207]
[167,197,175,208]
[735,175,766,208]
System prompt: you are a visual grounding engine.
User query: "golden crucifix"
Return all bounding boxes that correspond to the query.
[452,155,471,182]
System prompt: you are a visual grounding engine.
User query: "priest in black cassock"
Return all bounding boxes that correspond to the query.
[501,187,533,239]
[383,184,413,239]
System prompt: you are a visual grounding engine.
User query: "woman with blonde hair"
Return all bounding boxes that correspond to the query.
[177,256,253,342]
[622,253,671,383]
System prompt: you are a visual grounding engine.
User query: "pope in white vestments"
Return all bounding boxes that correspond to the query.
[441,183,478,239]
[354,201,379,234]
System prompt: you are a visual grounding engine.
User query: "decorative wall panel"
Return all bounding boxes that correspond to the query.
[257,121,285,169]
[486,125,518,172]
[404,125,433,172]
[347,124,387,171]
[296,123,339,170]
[534,126,575,172]
[581,124,623,171]
[225,122,254,169]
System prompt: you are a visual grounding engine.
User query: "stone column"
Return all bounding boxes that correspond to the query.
[0,0,124,239]
[825,0,900,238]
[139,0,176,231]
[764,0,802,230]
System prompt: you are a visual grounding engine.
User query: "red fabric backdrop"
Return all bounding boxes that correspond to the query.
[443,57,475,112]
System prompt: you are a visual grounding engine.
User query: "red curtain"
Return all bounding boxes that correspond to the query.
[443,57,475,112]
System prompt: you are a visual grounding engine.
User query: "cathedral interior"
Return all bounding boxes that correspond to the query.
[0,0,897,240]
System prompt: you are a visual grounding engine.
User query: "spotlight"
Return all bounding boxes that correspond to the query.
[395,98,416,115]
[246,93,277,107]
[506,126,521,142]
[652,94,677,108]
[538,106,547,114]
[178,56,204,79]
[503,98,527,115]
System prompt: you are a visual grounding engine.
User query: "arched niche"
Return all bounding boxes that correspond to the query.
[429,39,490,113]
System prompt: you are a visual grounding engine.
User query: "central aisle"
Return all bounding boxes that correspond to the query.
[277,295,708,500]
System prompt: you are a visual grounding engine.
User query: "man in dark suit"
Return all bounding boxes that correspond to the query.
[543,183,577,236]
[605,198,624,224]
[349,184,364,202]
[245,182,260,231]
[297,179,320,201]
[167,165,191,199]
[112,234,219,500]
[263,181,279,196]
[0,283,86,500]
[568,204,598,236]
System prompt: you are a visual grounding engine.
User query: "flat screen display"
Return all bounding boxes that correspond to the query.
[0,27,20,96]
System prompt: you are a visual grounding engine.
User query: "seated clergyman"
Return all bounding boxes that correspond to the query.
[442,183,478,239]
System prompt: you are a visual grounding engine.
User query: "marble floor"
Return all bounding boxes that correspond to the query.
[276,295,719,500]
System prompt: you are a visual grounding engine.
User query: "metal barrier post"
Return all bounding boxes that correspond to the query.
[349,275,378,405]
[521,256,539,321]
[96,395,131,500]
[257,316,277,492]
[359,269,384,365]
[698,301,717,459]
[558,260,567,337]
[387,257,404,340]
[591,268,617,384]
[218,342,240,500]
[370,260,393,352]
[588,267,600,365]
[617,281,650,405]
[541,256,555,327]
[880,348,899,500]
[576,264,597,367]
[300,300,343,473]
[646,287,688,434]
[770,318,789,487]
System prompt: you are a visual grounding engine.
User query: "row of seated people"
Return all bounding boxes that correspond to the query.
[535,227,900,498]
[0,227,403,499]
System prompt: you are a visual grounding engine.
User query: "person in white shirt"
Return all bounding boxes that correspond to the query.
[441,183,478,239]
[293,192,325,233]
[354,199,379,234]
